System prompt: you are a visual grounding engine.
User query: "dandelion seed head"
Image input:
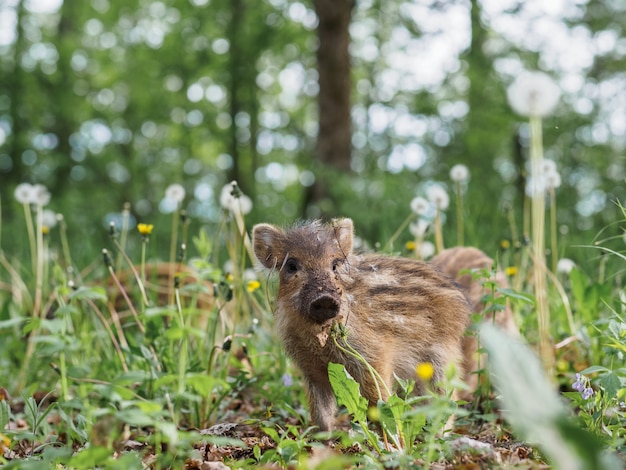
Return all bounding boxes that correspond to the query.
[220,182,252,215]
[545,171,562,190]
[426,185,449,211]
[33,184,51,206]
[420,241,435,260]
[14,183,35,204]
[165,183,186,204]
[409,219,429,238]
[41,209,57,229]
[525,175,546,198]
[542,159,557,175]
[556,258,576,274]
[243,268,258,282]
[410,196,430,216]
[507,71,561,117]
[450,164,470,183]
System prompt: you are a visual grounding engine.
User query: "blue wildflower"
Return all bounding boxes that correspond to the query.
[582,387,594,400]
[282,373,293,387]
[572,373,585,393]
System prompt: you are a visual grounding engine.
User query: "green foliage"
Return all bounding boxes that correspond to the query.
[480,323,623,469]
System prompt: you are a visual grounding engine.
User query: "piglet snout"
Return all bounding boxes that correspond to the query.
[309,294,340,323]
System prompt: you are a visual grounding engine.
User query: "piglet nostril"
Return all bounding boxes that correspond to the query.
[309,295,339,323]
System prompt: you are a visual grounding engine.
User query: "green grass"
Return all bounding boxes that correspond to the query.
[0,188,625,469]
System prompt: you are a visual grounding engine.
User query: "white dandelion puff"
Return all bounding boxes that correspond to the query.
[420,241,436,260]
[165,184,186,204]
[507,71,561,117]
[545,171,562,190]
[410,196,431,216]
[14,183,35,204]
[556,258,576,274]
[426,185,450,211]
[33,184,51,206]
[450,164,470,183]
[409,219,430,238]
[41,209,58,229]
[220,182,252,215]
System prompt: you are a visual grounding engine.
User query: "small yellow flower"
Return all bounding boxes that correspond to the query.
[246,280,261,293]
[405,241,416,251]
[416,362,434,381]
[505,266,518,276]
[137,223,154,236]
[0,432,9,453]
[500,239,511,250]
[41,226,50,235]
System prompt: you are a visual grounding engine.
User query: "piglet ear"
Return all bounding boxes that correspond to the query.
[332,218,354,255]
[252,223,285,270]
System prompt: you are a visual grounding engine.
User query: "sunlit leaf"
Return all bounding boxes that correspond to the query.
[327,362,367,423]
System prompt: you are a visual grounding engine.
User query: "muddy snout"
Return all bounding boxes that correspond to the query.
[308,293,340,323]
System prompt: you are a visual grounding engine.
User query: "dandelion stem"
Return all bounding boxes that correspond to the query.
[383,212,413,253]
[111,237,150,307]
[115,203,131,273]
[549,188,558,273]
[455,181,464,246]
[168,207,180,304]
[23,202,37,274]
[434,209,444,254]
[529,114,554,374]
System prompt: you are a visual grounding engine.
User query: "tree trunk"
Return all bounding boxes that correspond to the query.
[307,0,355,212]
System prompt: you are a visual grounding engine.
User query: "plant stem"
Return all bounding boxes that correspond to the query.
[434,209,444,254]
[455,181,464,246]
[529,114,554,374]
[549,187,558,273]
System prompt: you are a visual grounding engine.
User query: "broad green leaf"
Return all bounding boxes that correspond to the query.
[135,400,165,414]
[68,446,111,468]
[69,286,107,302]
[598,372,622,399]
[187,373,215,396]
[569,268,587,307]
[115,408,154,427]
[327,362,367,423]
[0,317,25,329]
[114,370,151,386]
[579,365,609,375]
[0,400,10,429]
[480,323,621,470]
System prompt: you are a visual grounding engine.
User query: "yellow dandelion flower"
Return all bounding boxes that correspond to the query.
[505,266,518,276]
[500,239,510,250]
[246,280,261,293]
[137,223,154,235]
[405,240,416,251]
[416,362,434,381]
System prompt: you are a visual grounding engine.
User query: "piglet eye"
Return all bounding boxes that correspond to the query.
[285,258,298,274]
[332,259,342,272]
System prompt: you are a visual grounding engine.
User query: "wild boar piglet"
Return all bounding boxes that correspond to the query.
[253,218,471,431]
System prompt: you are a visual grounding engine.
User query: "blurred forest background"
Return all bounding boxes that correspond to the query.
[1,0,625,267]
